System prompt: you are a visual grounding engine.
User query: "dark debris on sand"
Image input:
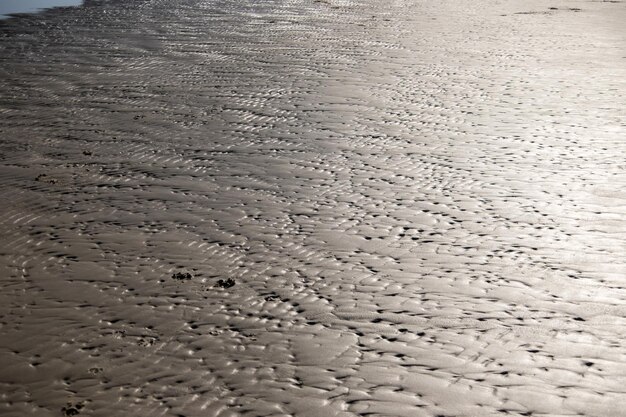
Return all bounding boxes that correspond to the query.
[62,402,85,416]
[87,367,103,375]
[172,272,192,281]
[35,173,58,184]
[216,278,236,288]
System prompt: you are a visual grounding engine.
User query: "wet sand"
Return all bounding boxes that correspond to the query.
[0,0,82,19]
[1,0,626,416]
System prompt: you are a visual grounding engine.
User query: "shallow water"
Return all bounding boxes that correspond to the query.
[0,0,82,19]
[1,0,626,416]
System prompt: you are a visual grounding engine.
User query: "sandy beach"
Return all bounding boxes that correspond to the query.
[0,0,82,18]
[1,0,626,416]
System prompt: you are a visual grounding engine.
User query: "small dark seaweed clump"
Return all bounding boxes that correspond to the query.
[62,402,85,416]
[216,278,236,288]
[172,272,192,281]
[35,174,58,184]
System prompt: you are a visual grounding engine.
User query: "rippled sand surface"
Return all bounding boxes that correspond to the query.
[1,0,626,416]
[0,0,82,19]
